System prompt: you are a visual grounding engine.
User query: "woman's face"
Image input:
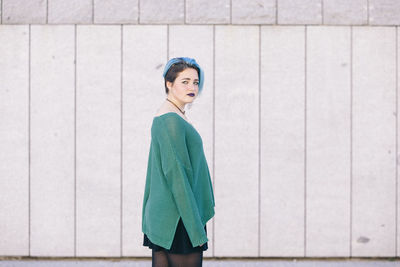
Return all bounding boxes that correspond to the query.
[167,68,199,107]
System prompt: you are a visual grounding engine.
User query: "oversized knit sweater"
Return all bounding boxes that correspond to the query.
[142,112,215,249]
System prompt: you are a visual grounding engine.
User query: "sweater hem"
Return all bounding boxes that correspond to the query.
[201,207,215,225]
[142,227,174,250]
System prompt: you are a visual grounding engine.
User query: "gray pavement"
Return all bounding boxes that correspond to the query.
[0,259,399,267]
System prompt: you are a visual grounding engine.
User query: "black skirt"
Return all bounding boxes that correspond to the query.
[143,218,208,254]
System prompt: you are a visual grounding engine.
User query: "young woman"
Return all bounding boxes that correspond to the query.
[142,57,215,267]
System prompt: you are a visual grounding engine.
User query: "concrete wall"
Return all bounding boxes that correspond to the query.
[0,0,399,259]
[0,0,400,25]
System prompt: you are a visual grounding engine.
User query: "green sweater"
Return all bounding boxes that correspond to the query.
[142,112,215,249]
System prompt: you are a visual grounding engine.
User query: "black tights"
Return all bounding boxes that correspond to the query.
[152,249,203,267]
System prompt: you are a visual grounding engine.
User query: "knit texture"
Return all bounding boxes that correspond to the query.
[142,112,215,249]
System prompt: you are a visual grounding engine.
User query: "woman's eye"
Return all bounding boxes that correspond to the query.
[194,82,199,85]
[182,81,188,84]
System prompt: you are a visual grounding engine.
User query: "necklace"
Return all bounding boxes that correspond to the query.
[166,98,185,115]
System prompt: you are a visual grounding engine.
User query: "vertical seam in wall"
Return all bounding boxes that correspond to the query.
[28,24,31,256]
[350,25,353,257]
[183,0,186,24]
[321,0,324,24]
[275,0,278,25]
[120,24,124,257]
[230,0,232,24]
[167,25,169,60]
[304,25,307,257]
[46,0,48,24]
[138,0,140,24]
[212,24,215,257]
[395,25,398,256]
[74,24,77,257]
[258,24,261,257]
[92,0,94,24]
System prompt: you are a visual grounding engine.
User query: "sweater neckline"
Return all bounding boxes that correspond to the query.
[153,112,193,126]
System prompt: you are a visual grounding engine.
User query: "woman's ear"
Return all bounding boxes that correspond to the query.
[166,81,173,91]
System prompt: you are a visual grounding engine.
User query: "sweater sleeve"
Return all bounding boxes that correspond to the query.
[157,115,208,247]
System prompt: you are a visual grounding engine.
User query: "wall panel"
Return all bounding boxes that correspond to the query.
[306,26,351,256]
[260,26,305,257]
[30,25,75,256]
[76,25,121,256]
[0,25,29,256]
[214,25,259,257]
[352,26,397,257]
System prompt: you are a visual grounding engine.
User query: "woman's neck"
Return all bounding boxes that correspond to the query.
[166,96,185,111]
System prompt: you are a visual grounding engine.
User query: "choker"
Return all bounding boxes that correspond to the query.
[166,98,185,115]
